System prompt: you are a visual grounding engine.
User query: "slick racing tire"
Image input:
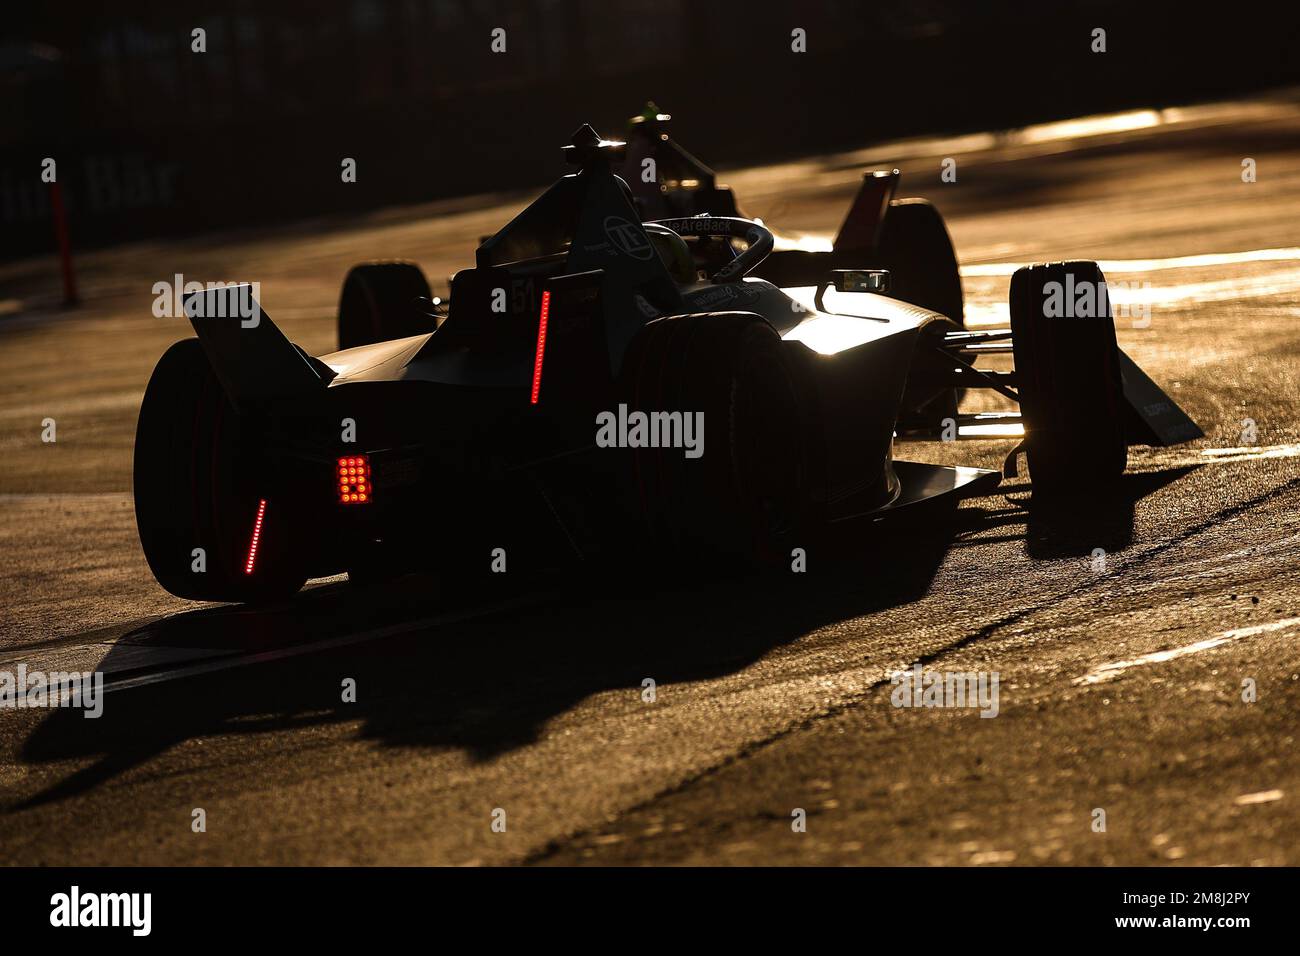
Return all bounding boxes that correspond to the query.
[881,198,966,432]
[618,311,817,566]
[1009,260,1127,498]
[337,261,432,349]
[134,339,307,603]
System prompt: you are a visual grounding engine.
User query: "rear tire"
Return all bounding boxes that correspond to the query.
[337,262,432,349]
[1010,261,1127,497]
[878,199,964,325]
[133,339,307,602]
[880,199,965,431]
[617,311,816,566]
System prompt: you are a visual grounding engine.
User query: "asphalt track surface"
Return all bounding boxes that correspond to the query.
[2,95,1299,865]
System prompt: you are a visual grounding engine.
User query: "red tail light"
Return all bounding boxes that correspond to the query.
[530,289,551,405]
[244,499,267,575]
[337,455,371,504]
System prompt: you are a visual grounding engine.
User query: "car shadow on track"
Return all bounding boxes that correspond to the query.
[12,509,968,810]
[946,464,1199,559]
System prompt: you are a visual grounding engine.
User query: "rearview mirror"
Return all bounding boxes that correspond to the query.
[832,269,890,294]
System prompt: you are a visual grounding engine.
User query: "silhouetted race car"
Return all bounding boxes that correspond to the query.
[134,123,1202,603]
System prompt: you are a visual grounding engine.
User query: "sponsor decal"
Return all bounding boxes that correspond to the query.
[602,216,653,260]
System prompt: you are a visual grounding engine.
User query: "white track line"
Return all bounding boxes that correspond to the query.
[961,247,1300,277]
[1074,616,1300,686]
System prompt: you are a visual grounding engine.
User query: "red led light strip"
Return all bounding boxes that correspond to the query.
[530,289,551,405]
[244,498,267,575]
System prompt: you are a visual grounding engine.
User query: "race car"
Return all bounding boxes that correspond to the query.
[134,123,1202,603]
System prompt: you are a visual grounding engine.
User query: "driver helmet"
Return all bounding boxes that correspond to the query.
[643,222,695,284]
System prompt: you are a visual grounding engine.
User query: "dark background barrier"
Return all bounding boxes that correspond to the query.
[5,0,1300,261]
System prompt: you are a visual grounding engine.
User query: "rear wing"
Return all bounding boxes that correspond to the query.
[755,169,901,288]
[183,284,324,413]
[832,170,900,253]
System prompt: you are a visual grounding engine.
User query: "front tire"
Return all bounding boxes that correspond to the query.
[1010,260,1127,497]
